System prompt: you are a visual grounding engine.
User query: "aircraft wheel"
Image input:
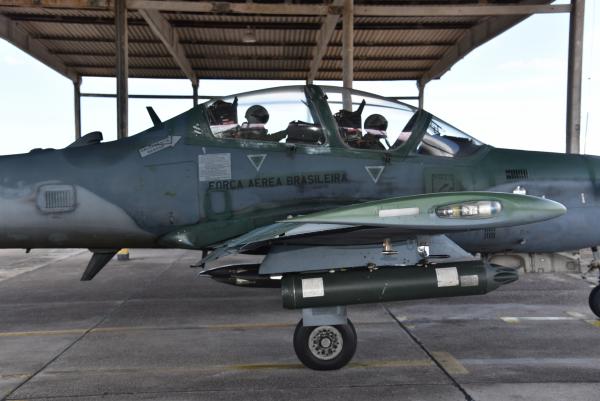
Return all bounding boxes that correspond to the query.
[590,286,600,318]
[293,319,357,370]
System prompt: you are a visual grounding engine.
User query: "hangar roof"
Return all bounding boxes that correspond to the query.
[0,0,561,83]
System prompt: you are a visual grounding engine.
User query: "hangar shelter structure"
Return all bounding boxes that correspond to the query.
[0,0,585,154]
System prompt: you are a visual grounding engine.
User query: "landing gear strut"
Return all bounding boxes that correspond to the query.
[293,319,357,370]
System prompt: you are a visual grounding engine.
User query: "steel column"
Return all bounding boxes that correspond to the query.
[192,81,199,107]
[73,77,81,139]
[566,0,585,154]
[115,0,128,139]
[418,82,425,109]
[342,0,354,110]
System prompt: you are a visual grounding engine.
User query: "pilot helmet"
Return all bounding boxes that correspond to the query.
[364,114,388,131]
[245,105,269,124]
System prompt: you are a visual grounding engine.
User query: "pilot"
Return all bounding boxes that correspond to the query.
[239,105,272,141]
[242,105,269,132]
[240,105,289,142]
[361,113,388,150]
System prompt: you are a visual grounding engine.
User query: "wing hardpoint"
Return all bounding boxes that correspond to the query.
[194,191,565,266]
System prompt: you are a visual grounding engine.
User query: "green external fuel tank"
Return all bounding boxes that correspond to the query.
[281,261,518,309]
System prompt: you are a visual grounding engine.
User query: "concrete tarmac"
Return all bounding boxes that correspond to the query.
[0,249,599,401]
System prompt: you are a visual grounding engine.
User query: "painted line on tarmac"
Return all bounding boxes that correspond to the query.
[500,316,578,324]
[430,352,469,375]
[566,310,600,328]
[0,321,398,338]
[41,358,433,377]
[0,322,297,337]
[0,328,88,337]
[501,312,600,329]
[566,311,588,319]
[0,373,30,380]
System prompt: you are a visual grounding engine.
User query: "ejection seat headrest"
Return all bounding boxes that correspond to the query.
[208,97,238,125]
[334,99,366,129]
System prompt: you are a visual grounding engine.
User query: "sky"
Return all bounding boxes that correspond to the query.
[0,2,598,156]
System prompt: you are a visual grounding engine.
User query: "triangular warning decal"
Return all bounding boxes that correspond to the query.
[247,154,267,172]
[365,166,385,183]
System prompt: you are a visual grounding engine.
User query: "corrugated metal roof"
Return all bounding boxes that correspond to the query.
[0,0,554,82]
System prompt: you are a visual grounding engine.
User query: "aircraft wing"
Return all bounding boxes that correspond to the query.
[197,192,565,265]
[283,191,565,229]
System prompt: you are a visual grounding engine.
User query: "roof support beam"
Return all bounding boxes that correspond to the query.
[307,0,344,84]
[0,13,78,81]
[342,0,353,110]
[1,1,570,16]
[74,77,82,139]
[116,0,128,139]
[128,1,329,15]
[353,4,570,17]
[192,81,198,107]
[566,0,585,154]
[0,0,111,9]
[127,1,569,17]
[418,82,425,110]
[137,8,196,84]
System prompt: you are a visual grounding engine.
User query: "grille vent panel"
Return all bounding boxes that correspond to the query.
[505,169,528,180]
[483,228,496,240]
[37,185,76,213]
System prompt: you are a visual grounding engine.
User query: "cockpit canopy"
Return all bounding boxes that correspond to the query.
[202,85,484,157]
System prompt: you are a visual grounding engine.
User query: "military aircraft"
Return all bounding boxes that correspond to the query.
[1,85,598,370]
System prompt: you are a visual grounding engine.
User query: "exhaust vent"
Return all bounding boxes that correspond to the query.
[505,169,528,180]
[37,184,76,213]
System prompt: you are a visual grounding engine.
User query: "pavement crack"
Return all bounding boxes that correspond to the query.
[383,304,475,401]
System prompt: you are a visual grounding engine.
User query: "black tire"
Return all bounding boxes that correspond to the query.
[590,286,600,318]
[293,319,357,370]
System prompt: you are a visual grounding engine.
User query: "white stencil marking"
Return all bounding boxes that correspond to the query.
[302,277,325,298]
[378,207,420,217]
[435,267,459,288]
[460,274,479,287]
[192,123,203,135]
[138,136,181,158]
[198,153,231,182]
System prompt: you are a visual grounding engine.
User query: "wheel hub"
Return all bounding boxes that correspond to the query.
[308,326,343,360]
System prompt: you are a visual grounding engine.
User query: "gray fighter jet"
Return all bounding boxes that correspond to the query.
[1,85,598,370]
